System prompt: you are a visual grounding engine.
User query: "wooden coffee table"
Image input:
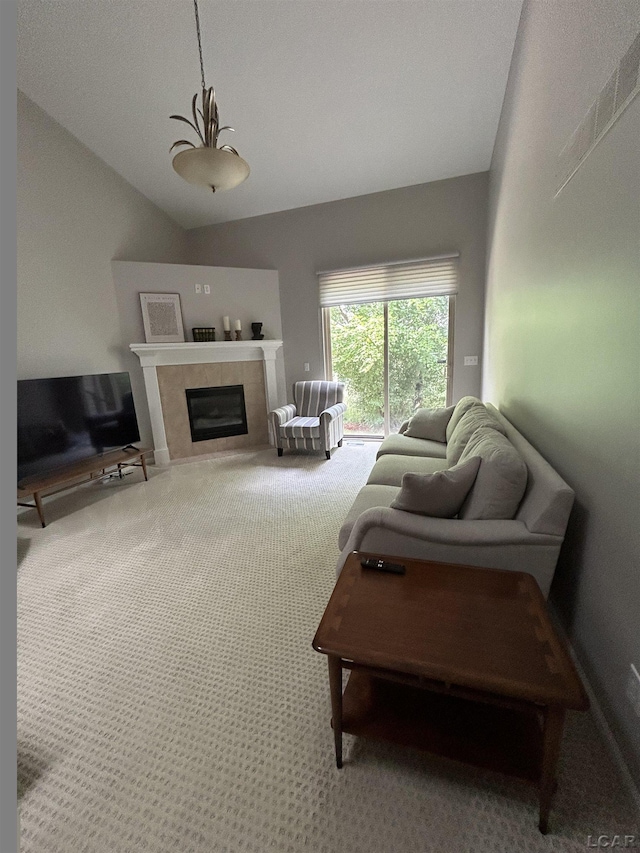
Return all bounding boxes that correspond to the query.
[312,552,589,833]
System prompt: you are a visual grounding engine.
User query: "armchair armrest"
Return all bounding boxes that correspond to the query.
[270,403,296,425]
[319,402,347,422]
[269,403,296,449]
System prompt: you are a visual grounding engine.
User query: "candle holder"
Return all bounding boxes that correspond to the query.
[235,330,243,341]
[224,330,232,341]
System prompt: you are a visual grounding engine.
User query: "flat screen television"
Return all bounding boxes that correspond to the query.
[18,372,141,485]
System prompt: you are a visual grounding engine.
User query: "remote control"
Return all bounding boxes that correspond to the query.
[360,557,406,575]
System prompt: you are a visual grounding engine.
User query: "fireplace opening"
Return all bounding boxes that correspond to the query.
[185,385,248,442]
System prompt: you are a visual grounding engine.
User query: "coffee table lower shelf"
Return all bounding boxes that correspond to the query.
[340,671,543,784]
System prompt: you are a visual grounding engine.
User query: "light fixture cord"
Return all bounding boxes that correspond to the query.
[193,0,206,90]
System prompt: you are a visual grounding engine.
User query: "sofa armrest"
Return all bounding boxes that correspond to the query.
[346,508,561,548]
[339,507,564,597]
[320,402,347,422]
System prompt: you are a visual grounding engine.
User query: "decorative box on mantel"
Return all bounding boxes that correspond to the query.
[130,341,283,466]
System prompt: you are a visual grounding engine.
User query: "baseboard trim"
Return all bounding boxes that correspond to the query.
[550,605,640,816]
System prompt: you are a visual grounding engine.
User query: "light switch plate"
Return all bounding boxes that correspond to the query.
[194,283,202,294]
[204,284,211,295]
[464,356,479,366]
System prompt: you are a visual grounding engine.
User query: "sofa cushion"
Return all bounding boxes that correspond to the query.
[404,405,455,443]
[458,427,528,520]
[338,485,400,550]
[445,396,483,442]
[486,404,575,536]
[446,404,506,466]
[367,454,449,487]
[376,433,447,460]
[390,457,481,518]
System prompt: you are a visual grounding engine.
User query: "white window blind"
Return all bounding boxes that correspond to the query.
[318,253,459,307]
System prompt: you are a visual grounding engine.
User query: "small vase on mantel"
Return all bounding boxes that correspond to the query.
[251,322,264,340]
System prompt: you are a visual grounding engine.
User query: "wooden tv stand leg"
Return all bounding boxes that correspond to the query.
[33,492,46,528]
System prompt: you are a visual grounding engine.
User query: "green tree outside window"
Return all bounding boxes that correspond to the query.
[329,296,450,435]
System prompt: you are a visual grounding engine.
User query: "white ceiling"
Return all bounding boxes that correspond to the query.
[17,0,523,229]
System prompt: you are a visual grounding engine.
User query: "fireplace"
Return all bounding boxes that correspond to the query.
[130,341,282,464]
[185,385,248,442]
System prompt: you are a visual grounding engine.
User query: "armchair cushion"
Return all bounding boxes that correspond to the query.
[281,417,320,438]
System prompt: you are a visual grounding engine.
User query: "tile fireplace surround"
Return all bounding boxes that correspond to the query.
[130,341,283,465]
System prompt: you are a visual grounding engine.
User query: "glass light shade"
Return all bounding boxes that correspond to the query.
[172,147,250,191]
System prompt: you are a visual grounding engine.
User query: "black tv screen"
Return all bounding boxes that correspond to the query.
[18,372,140,484]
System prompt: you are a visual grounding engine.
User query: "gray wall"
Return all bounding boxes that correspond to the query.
[111,261,283,347]
[17,91,188,381]
[484,0,640,783]
[186,172,489,401]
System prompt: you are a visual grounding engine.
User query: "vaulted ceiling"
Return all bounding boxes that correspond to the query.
[17,0,523,229]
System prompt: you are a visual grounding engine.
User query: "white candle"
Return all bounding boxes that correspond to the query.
[223,316,230,331]
[235,319,242,331]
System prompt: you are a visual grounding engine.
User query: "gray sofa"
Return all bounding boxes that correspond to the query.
[337,397,574,597]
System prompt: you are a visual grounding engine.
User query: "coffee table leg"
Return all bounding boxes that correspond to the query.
[328,655,343,769]
[539,705,565,833]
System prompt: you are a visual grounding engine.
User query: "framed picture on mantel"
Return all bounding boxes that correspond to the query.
[139,293,185,343]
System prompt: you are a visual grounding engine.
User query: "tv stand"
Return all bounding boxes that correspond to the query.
[17,446,150,528]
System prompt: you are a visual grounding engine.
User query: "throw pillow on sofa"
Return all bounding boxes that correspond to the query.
[446,404,506,466]
[390,456,481,517]
[458,426,528,520]
[404,405,455,443]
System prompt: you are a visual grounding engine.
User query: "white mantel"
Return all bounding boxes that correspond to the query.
[130,341,283,465]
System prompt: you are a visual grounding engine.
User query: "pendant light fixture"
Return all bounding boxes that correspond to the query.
[170,0,249,193]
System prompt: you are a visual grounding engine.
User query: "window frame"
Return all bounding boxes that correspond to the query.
[322,294,455,438]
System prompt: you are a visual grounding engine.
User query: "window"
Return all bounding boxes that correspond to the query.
[319,255,458,438]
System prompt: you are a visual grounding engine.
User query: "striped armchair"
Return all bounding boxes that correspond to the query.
[270,381,347,459]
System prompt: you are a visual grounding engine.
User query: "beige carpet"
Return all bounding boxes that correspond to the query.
[17,443,637,853]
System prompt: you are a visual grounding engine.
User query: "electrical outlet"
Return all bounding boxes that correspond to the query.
[464,355,479,366]
[304,363,310,372]
[195,283,202,294]
[626,664,640,717]
[204,284,211,294]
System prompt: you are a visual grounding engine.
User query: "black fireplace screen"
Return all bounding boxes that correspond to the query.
[185,385,248,442]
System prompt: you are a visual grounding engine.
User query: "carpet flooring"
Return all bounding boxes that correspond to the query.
[17,443,638,853]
